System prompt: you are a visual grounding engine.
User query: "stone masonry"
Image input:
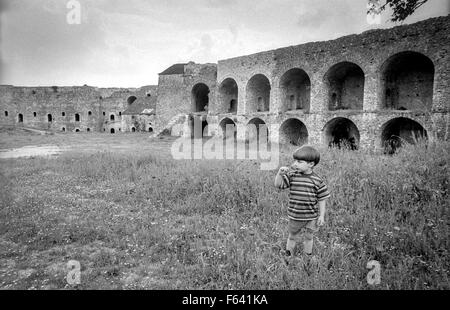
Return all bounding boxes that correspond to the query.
[156,15,449,151]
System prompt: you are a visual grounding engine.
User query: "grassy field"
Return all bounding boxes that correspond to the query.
[0,132,448,289]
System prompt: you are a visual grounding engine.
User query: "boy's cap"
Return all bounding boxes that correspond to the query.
[293,145,320,166]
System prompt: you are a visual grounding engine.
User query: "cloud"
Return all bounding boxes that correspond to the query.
[1,0,448,87]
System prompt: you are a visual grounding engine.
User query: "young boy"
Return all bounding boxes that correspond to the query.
[274,145,330,257]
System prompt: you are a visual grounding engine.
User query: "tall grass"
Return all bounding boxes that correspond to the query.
[0,140,448,289]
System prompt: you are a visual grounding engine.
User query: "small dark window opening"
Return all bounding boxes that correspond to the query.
[87,128,90,132]
[62,127,66,132]
[18,114,23,123]
[132,127,136,132]
[119,128,121,131]
[4,111,8,117]
[119,112,122,116]
[75,114,80,122]
[88,111,92,116]
[62,112,65,116]
[48,114,52,122]
[33,112,37,117]
[149,127,153,133]
[75,129,80,132]
[110,128,115,134]
[103,112,106,116]
[110,115,115,121]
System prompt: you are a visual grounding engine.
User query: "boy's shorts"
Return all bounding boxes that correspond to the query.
[288,218,319,235]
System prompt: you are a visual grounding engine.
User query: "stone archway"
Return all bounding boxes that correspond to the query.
[246,74,271,113]
[246,118,268,146]
[219,117,237,140]
[279,118,308,146]
[219,78,238,114]
[323,117,360,150]
[381,117,427,154]
[380,51,434,111]
[192,83,210,112]
[279,69,311,112]
[189,115,209,139]
[127,96,137,106]
[324,62,364,111]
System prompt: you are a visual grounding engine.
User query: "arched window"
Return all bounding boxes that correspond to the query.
[18,114,23,123]
[279,68,311,112]
[246,74,271,113]
[192,83,210,112]
[110,114,115,121]
[75,113,80,122]
[48,114,52,122]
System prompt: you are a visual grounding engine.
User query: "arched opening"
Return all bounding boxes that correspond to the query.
[280,69,311,112]
[246,74,271,113]
[381,51,434,111]
[47,114,52,122]
[103,112,106,116]
[110,128,115,134]
[75,129,80,132]
[246,118,269,146]
[62,112,65,117]
[148,127,153,133]
[324,117,360,150]
[33,112,37,117]
[192,83,210,112]
[325,62,364,111]
[279,119,308,146]
[131,127,136,132]
[219,118,237,140]
[127,96,137,106]
[189,115,208,139]
[381,117,427,154]
[219,78,238,114]
[110,114,115,121]
[75,113,80,122]
[87,128,90,132]
[4,111,8,117]
[88,111,92,116]
[62,127,66,132]
[119,112,122,116]
[18,114,23,123]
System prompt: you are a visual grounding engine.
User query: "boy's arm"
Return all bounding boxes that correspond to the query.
[274,167,289,188]
[317,199,327,226]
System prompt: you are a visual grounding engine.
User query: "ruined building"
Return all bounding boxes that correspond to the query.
[1,15,449,151]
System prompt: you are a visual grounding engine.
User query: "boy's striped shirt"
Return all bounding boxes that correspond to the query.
[280,170,330,221]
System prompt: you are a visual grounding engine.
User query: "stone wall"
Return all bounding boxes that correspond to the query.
[209,15,450,151]
[154,62,217,134]
[0,85,157,133]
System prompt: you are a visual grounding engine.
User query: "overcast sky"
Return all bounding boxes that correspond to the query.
[0,0,448,87]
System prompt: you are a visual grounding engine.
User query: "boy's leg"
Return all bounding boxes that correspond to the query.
[286,233,298,255]
[303,230,314,255]
[286,220,305,255]
[303,220,318,255]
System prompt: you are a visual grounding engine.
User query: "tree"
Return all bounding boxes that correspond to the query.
[367,0,429,22]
